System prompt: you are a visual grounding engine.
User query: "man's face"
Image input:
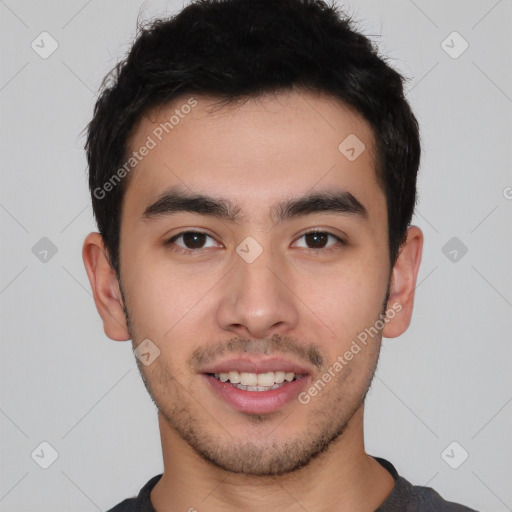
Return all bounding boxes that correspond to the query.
[118,90,391,475]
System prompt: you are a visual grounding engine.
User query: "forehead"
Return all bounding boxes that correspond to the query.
[122,90,384,222]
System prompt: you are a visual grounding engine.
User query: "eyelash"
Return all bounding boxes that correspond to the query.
[164,230,346,255]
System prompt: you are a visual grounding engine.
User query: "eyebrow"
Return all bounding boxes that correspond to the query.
[141,185,368,224]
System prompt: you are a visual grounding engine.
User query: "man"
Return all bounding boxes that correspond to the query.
[82,0,477,510]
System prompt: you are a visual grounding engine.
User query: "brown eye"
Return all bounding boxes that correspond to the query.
[181,232,207,249]
[294,231,345,251]
[167,231,218,251]
[305,232,329,249]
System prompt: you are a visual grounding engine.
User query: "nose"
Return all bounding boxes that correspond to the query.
[215,244,300,340]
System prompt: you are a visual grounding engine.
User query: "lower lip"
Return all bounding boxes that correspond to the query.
[203,374,310,415]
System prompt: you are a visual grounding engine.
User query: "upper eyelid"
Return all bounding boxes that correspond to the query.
[168,230,218,243]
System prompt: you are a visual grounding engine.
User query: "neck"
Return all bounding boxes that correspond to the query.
[150,406,395,512]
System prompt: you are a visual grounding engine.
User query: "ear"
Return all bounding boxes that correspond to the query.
[82,232,130,341]
[382,225,423,339]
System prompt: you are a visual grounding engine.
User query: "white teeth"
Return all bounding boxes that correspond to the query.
[212,370,300,388]
[274,371,285,383]
[257,372,275,387]
[236,383,282,391]
[240,372,258,386]
[228,371,240,383]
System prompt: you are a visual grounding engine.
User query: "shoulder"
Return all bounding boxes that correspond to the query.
[396,477,479,512]
[106,498,137,512]
[374,457,478,512]
[105,474,162,512]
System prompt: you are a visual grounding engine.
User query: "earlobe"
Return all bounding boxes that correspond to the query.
[382,226,423,339]
[82,232,131,341]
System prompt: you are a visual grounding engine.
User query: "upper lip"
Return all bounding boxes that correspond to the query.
[199,356,313,375]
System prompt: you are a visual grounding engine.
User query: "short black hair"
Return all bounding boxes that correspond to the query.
[85,0,420,277]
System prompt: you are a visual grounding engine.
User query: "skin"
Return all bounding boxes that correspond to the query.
[83,89,423,512]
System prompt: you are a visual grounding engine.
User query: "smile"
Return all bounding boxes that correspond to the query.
[210,370,305,391]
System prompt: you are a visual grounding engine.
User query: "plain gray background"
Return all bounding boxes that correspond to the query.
[1,1,511,511]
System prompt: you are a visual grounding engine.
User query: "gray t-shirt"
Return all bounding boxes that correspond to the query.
[107,456,478,511]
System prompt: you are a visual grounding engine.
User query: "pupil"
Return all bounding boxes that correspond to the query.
[306,232,327,249]
[183,232,205,249]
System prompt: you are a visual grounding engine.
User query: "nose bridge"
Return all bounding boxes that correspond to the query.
[236,239,279,293]
[234,236,283,306]
[216,236,299,337]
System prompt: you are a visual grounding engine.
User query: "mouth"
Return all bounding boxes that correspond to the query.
[200,358,312,415]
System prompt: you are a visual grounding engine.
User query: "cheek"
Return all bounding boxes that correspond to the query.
[297,261,387,337]
[121,250,221,341]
